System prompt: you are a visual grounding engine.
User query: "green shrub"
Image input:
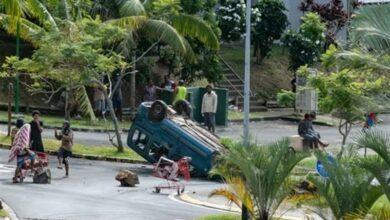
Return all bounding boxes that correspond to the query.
[277,89,295,107]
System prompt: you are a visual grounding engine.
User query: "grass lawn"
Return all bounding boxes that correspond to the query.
[195,214,240,220]
[0,133,144,161]
[0,111,131,130]
[0,209,7,218]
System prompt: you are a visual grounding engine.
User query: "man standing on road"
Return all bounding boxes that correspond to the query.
[55,121,73,177]
[30,110,44,152]
[202,85,218,133]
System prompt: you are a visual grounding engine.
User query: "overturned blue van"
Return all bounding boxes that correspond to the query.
[127,101,227,177]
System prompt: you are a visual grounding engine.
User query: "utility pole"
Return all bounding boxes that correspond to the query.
[130,49,136,119]
[242,1,253,220]
[243,0,252,146]
[7,83,13,136]
[14,20,20,114]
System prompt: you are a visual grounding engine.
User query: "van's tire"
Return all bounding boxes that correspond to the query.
[149,100,167,122]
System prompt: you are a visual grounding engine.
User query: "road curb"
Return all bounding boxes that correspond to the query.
[179,193,315,220]
[0,144,148,165]
[178,193,240,213]
[1,199,19,220]
[230,116,334,126]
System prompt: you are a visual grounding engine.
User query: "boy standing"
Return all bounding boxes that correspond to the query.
[30,111,44,152]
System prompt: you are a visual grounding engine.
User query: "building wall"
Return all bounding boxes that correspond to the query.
[283,0,348,44]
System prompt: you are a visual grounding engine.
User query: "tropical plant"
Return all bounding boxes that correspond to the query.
[309,67,385,153]
[334,3,390,73]
[0,18,127,151]
[308,151,384,219]
[216,0,245,42]
[282,12,326,70]
[252,0,288,63]
[299,0,361,48]
[276,89,295,108]
[210,138,309,220]
[356,130,390,201]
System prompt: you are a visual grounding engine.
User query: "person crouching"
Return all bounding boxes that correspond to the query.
[55,121,73,177]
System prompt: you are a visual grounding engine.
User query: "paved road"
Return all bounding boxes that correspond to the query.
[0,150,224,220]
[2,115,389,148]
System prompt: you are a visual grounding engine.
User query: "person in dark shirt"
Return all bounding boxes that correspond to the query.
[298,113,328,148]
[30,110,44,152]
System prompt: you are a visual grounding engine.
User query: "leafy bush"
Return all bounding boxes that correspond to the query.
[252,0,288,63]
[282,12,325,70]
[216,0,245,42]
[277,89,295,107]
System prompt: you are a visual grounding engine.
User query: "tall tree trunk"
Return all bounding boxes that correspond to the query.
[101,85,123,152]
[64,87,70,120]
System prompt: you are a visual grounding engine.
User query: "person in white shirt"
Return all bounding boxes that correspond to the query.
[201,85,218,133]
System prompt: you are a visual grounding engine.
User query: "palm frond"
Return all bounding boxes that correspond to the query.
[0,14,42,44]
[355,129,390,166]
[74,86,97,121]
[142,19,187,55]
[116,0,146,17]
[26,0,58,31]
[308,151,383,219]
[106,15,148,29]
[171,14,219,50]
[209,188,242,208]
[350,4,390,54]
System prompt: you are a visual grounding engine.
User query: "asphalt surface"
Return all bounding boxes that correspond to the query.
[0,150,225,220]
[2,114,389,148]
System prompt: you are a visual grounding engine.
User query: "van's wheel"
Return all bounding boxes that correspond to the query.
[149,101,167,122]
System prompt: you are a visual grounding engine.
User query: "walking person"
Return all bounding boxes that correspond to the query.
[55,121,73,177]
[94,86,106,119]
[30,110,44,152]
[9,123,36,183]
[144,79,162,102]
[201,85,218,133]
[112,75,123,122]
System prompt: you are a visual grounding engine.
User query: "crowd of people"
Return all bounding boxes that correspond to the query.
[8,111,73,183]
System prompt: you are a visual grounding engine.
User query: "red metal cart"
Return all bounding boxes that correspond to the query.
[152,156,191,195]
[19,151,48,182]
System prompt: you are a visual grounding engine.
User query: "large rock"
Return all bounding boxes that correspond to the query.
[115,170,139,187]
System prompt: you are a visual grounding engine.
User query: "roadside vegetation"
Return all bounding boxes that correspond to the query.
[0,209,7,218]
[0,133,143,161]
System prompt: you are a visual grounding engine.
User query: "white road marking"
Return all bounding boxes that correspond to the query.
[0,163,15,173]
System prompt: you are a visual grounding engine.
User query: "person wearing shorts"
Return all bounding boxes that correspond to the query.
[55,121,73,177]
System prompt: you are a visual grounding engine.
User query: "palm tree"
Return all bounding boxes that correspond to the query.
[338,4,390,71]
[92,0,219,59]
[356,129,390,201]
[308,151,384,219]
[211,138,309,220]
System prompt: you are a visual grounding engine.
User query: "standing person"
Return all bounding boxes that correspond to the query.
[30,110,44,152]
[9,123,35,183]
[201,85,218,133]
[94,86,106,119]
[172,80,187,105]
[11,118,24,145]
[144,79,162,102]
[363,112,376,130]
[55,121,73,177]
[161,75,174,90]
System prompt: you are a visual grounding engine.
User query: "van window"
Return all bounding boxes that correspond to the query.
[132,129,149,150]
